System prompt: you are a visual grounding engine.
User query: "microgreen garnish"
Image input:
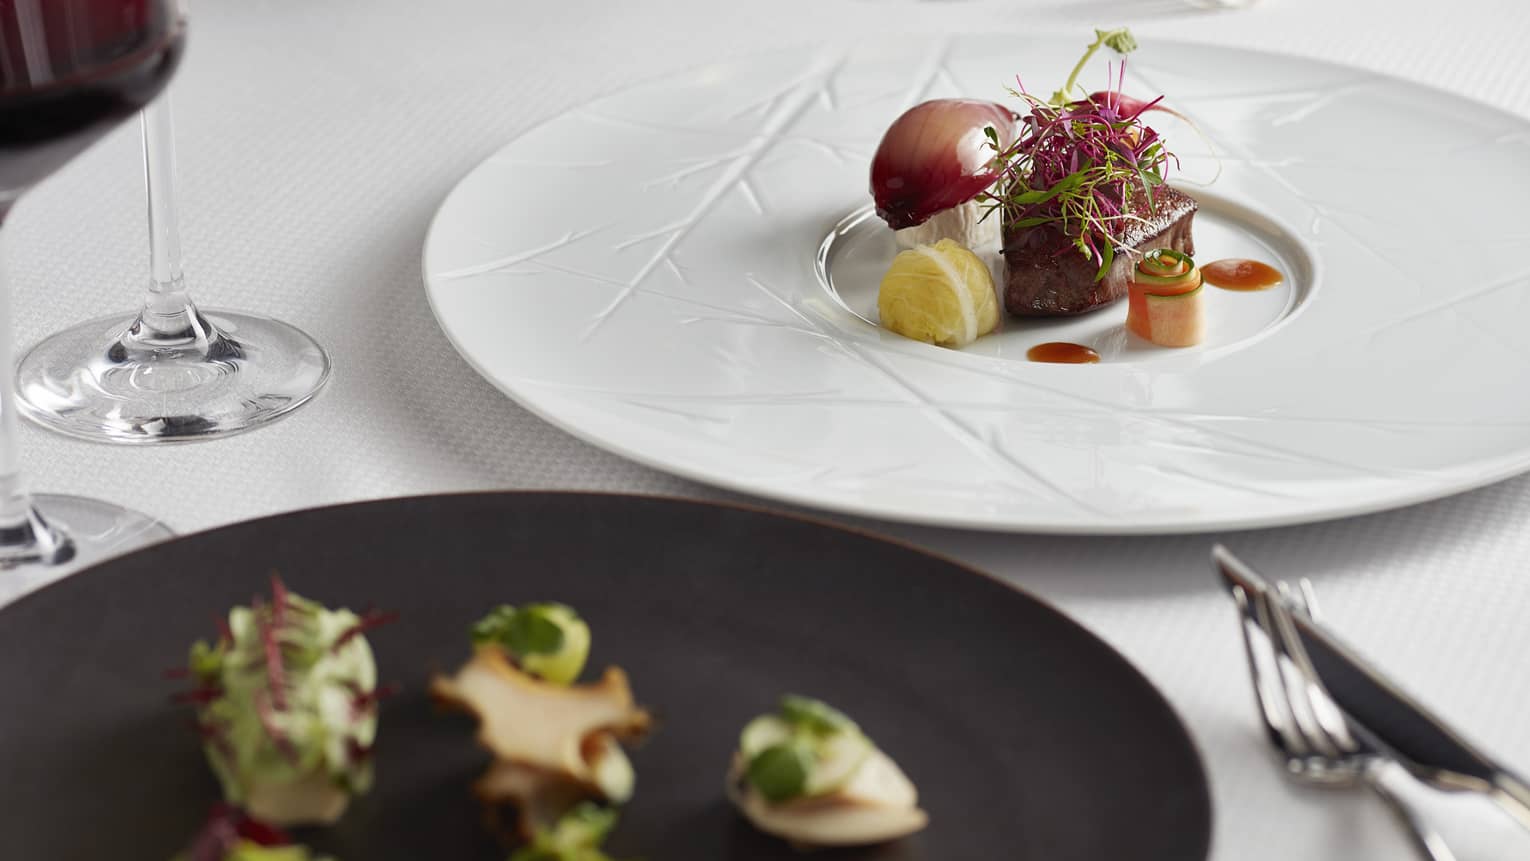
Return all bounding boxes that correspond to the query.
[987,26,1181,281]
[509,802,625,861]
[471,603,568,656]
[253,597,289,712]
[1050,27,1138,106]
[349,680,399,720]
[332,606,400,653]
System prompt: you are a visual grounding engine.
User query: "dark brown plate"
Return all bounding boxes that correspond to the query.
[0,493,1211,860]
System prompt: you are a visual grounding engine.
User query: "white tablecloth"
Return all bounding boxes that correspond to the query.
[7,1,1530,857]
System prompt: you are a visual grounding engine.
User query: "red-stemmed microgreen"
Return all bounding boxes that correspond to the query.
[254,688,302,766]
[253,597,289,712]
[333,606,399,653]
[984,27,1182,280]
[345,679,398,721]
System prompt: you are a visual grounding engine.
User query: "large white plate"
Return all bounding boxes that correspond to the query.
[424,36,1530,534]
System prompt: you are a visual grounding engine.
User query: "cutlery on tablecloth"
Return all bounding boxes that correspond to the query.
[1215,545,1530,851]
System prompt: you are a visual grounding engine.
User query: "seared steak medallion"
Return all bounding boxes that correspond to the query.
[1002,186,1197,317]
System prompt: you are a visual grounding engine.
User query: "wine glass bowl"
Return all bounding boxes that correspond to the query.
[0,0,183,201]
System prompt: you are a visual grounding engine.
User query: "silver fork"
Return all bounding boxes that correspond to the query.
[1231,577,1458,861]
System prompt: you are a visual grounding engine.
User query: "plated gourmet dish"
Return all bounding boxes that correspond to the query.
[168,587,926,859]
[868,27,1283,358]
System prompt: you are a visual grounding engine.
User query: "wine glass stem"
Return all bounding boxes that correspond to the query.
[144,93,183,291]
[127,94,219,354]
[0,213,71,565]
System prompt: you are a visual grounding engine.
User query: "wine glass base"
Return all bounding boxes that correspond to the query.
[0,493,173,604]
[15,309,331,443]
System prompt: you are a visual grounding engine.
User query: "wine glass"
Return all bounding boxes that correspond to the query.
[13,37,330,443]
[0,0,179,579]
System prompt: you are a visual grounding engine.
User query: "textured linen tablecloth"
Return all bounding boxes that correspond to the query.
[5,0,1530,858]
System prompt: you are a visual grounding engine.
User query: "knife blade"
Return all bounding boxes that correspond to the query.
[1212,544,1530,831]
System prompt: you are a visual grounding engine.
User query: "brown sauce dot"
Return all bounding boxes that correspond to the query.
[1027,342,1100,364]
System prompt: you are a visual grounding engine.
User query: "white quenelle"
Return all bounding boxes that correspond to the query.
[727,696,929,848]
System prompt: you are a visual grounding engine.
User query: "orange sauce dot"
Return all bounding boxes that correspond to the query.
[1202,258,1283,291]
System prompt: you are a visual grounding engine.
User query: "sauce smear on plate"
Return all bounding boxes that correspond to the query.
[1202,259,1283,291]
[1027,342,1100,364]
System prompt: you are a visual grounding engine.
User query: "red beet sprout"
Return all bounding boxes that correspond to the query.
[254,689,302,766]
[269,574,290,629]
[348,680,399,719]
[333,607,399,653]
[253,597,290,712]
[989,58,1179,279]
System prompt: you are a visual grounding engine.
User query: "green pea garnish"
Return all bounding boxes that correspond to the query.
[747,742,813,803]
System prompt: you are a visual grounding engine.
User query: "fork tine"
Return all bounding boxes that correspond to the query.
[1262,584,1341,759]
[1297,578,1323,622]
[1232,584,1308,758]
[1270,581,1358,757]
[1277,579,1358,755]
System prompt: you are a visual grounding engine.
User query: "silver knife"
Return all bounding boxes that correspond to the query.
[1212,544,1530,832]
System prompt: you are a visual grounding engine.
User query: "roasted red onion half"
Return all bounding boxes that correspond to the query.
[870,99,1017,230]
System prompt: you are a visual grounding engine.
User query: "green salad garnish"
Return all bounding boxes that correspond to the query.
[509,803,625,861]
[471,602,591,685]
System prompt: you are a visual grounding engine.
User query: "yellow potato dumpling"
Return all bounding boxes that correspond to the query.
[876,238,999,348]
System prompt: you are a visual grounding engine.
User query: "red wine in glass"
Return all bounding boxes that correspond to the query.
[0,0,184,205]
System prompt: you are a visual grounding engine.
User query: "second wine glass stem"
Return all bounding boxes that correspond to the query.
[0,214,71,565]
